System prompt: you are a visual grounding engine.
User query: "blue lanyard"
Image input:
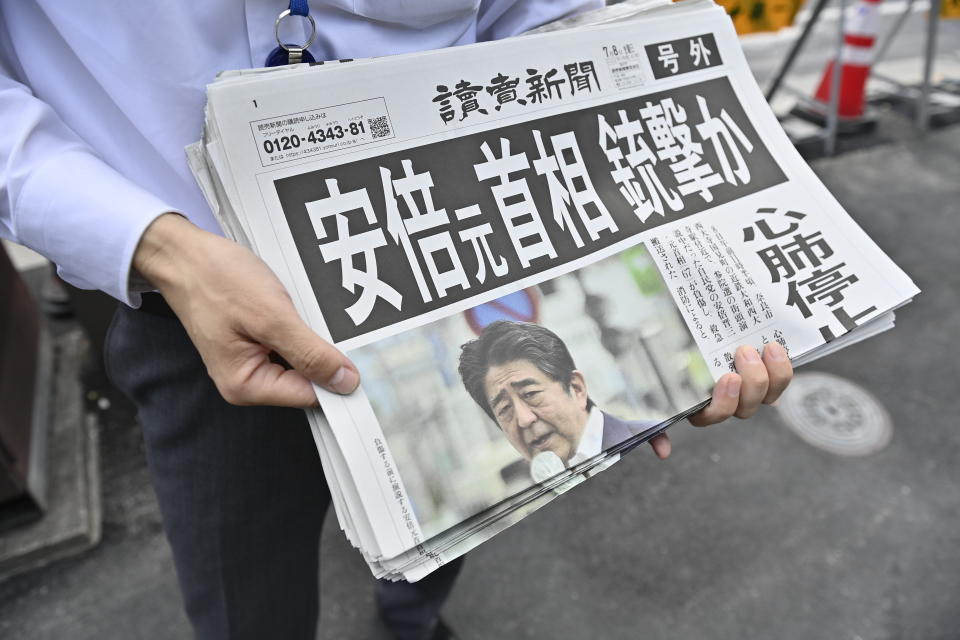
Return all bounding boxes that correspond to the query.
[266,0,317,66]
[288,0,309,16]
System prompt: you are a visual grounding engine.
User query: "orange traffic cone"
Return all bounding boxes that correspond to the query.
[793,0,882,133]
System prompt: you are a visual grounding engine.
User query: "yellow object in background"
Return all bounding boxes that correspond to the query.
[943,0,960,19]
[713,0,805,35]
[764,0,804,29]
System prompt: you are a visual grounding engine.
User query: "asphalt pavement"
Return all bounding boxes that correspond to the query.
[1,21,959,640]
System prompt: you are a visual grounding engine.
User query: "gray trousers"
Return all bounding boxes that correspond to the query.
[104,299,462,640]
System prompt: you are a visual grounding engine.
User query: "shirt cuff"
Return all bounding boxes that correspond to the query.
[13,150,180,307]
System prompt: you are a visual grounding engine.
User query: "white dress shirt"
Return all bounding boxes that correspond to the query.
[0,0,599,305]
[567,406,606,467]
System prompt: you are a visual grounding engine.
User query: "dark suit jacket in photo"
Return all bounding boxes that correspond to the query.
[600,411,659,452]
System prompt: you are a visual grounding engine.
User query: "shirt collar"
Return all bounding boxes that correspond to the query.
[567,407,604,467]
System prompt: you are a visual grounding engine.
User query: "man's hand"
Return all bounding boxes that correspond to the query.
[133,213,359,407]
[647,343,793,460]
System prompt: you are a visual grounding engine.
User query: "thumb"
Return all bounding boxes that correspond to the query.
[648,432,671,460]
[265,316,360,395]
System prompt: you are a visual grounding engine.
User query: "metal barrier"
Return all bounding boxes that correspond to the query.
[757,0,954,154]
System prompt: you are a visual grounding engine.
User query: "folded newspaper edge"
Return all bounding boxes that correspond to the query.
[188,0,918,581]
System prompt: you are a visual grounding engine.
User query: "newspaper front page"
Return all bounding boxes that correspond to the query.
[193,0,918,579]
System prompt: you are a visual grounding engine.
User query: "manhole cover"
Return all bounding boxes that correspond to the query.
[776,372,892,457]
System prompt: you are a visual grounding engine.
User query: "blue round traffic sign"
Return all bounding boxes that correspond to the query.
[464,288,540,335]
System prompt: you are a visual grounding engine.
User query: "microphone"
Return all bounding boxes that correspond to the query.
[529,451,565,484]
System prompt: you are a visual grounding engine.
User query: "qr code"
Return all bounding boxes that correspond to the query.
[368,115,391,139]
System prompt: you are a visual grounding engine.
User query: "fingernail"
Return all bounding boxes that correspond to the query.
[742,347,760,363]
[767,343,786,361]
[328,366,359,394]
[726,376,741,397]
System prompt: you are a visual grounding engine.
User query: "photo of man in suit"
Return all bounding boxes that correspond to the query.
[458,320,656,468]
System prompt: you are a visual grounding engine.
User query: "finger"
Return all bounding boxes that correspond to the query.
[648,432,672,460]
[262,315,360,395]
[733,345,769,419]
[230,360,321,408]
[761,342,793,404]
[688,373,741,427]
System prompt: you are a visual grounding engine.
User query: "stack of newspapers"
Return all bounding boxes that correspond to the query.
[187,0,918,581]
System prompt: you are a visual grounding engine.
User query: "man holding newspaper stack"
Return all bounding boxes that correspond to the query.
[0,1,792,639]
